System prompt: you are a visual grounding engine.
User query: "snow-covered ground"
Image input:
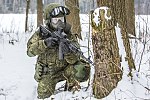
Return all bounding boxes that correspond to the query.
[0,14,150,100]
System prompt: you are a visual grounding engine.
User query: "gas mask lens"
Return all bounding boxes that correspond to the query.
[51,17,64,24]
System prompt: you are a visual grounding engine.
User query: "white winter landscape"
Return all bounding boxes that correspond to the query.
[0,12,150,100]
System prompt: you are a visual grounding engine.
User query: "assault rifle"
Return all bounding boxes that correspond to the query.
[39,25,94,66]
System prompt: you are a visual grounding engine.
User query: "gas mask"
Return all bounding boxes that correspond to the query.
[51,17,71,34]
[51,17,64,29]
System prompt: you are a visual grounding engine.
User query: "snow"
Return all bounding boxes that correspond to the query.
[115,23,128,71]
[0,13,150,100]
[93,7,111,26]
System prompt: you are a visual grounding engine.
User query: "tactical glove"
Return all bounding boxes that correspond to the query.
[44,37,58,48]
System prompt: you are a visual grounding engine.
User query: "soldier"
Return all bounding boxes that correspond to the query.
[27,3,90,99]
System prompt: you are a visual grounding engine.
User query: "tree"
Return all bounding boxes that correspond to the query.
[65,0,82,39]
[0,0,4,13]
[25,0,30,32]
[119,0,136,76]
[37,0,43,27]
[91,7,122,99]
[91,0,136,99]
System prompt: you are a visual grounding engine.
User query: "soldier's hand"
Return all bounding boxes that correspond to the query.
[44,37,58,48]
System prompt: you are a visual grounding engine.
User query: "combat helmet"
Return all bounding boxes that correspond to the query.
[43,3,71,33]
[43,3,70,21]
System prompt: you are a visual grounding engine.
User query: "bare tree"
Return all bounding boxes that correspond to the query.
[91,0,136,99]
[37,0,43,27]
[65,0,82,39]
[0,0,3,13]
[25,0,30,32]
[91,7,122,99]
[122,1,136,76]
[96,0,136,74]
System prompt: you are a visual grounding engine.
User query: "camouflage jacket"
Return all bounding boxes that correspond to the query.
[27,27,80,69]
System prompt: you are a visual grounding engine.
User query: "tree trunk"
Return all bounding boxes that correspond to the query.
[125,0,136,36]
[25,0,30,32]
[97,0,136,75]
[65,0,82,39]
[115,0,136,76]
[91,7,122,99]
[92,0,136,99]
[0,0,3,13]
[37,0,43,27]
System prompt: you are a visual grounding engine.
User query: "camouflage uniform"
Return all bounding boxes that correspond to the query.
[27,3,90,99]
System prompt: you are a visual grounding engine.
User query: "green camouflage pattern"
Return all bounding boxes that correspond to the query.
[43,3,60,20]
[27,27,90,99]
[43,3,61,20]
[74,59,90,82]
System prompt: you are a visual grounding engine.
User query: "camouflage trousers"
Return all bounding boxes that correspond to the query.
[35,64,79,99]
[35,60,90,99]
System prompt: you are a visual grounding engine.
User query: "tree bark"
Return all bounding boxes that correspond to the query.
[92,0,136,99]
[25,0,30,32]
[37,0,43,27]
[115,0,136,76]
[125,0,136,36]
[65,0,82,39]
[92,7,122,99]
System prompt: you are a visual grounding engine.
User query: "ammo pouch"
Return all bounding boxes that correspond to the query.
[36,62,54,75]
[74,59,90,82]
[40,63,67,76]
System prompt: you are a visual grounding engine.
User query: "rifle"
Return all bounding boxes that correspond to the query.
[39,25,94,66]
